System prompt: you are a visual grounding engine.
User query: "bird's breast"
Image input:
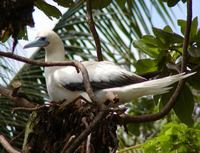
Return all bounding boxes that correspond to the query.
[45,71,89,103]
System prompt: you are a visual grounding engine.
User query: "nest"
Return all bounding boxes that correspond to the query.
[22,100,118,153]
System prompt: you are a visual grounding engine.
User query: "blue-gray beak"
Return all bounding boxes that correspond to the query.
[23,37,49,49]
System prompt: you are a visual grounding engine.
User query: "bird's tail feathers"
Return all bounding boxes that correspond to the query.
[104,72,195,102]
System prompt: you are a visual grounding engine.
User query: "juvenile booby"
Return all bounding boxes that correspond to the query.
[24,30,194,104]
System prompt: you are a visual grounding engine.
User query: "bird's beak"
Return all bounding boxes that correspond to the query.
[23,37,49,49]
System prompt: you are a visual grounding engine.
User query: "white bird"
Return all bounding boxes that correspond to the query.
[24,30,194,105]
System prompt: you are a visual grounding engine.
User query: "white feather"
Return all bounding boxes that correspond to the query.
[96,72,195,103]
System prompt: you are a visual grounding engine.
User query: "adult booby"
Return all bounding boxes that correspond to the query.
[24,30,194,104]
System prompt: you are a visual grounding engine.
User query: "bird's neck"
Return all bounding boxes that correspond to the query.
[45,44,65,62]
[44,39,66,76]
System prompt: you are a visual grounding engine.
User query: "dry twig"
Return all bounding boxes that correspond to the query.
[86,0,103,61]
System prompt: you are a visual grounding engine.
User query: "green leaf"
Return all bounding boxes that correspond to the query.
[162,0,186,7]
[166,0,181,7]
[91,0,112,9]
[35,0,62,19]
[188,72,200,90]
[161,85,194,126]
[174,85,194,127]
[133,39,159,57]
[178,17,198,40]
[127,123,140,136]
[135,59,158,74]
[188,28,200,57]
[53,0,75,7]
[116,0,126,9]
[142,35,158,47]
[163,25,173,32]
[153,27,184,46]
[188,41,200,57]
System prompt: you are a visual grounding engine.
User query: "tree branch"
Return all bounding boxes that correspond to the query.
[0,84,36,108]
[86,0,103,61]
[0,135,21,153]
[181,0,192,72]
[116,0,193,124]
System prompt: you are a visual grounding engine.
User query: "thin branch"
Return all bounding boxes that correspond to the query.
[0,135,21,153]
[12,105,48,112]
[117,0,193,124]
[181,0,192,72]
[0,51,99,106]
[86,0,103,61]
[0,51,79,71]
[0,84,36,108]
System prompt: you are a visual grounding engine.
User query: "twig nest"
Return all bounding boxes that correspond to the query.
[22,100,118,153]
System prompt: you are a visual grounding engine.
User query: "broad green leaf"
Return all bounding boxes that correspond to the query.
[142,35,158,47]
[135,59,158,74]
[91,0,112,9]
[35,0,62,19]
[161,85,194,126]
[174,85,194,127]
[133,39,159,57]
[178,17,198,40]
[153,27,184,46]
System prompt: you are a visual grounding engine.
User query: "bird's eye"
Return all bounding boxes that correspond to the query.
[40,37,47,41]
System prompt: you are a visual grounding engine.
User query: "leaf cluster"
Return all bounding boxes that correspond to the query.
[140,123,200,153]
[132,17,200,126]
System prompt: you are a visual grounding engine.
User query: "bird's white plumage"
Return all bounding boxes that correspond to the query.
[24,30,195,104]
[53,61,143,85]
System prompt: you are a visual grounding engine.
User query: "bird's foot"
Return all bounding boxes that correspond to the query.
[104,91,119,105]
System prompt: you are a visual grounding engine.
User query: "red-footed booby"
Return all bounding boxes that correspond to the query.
[24,30,194,104]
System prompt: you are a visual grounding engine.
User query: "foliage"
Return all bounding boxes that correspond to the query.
[140,123,200,153]
[133,17,200,126]
[118,123,200,153]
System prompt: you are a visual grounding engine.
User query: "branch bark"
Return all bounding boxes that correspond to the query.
[86,0,103,61]
[0,135,21,153]
[0,84,36,108]
[117,0,193,124]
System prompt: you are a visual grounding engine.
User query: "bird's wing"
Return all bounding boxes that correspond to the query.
[53,61,147,91]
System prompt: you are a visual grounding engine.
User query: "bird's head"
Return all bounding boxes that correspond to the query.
[24,30,65,61]
[24,30,64,51]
